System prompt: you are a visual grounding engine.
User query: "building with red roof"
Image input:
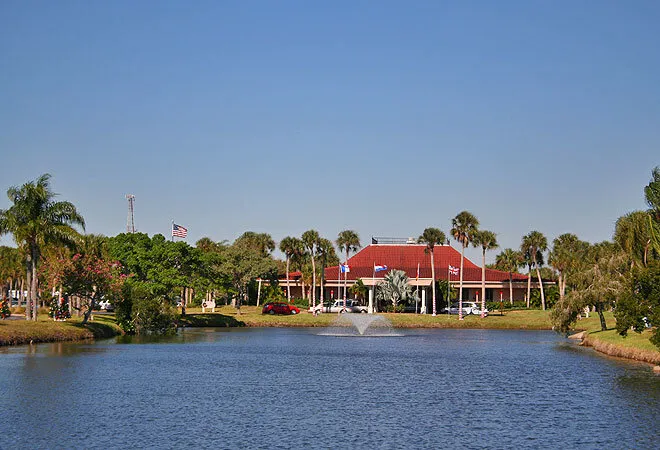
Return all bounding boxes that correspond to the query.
[280,240,535,313]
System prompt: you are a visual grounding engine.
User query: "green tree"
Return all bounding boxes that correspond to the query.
[301,230,321,308]
[644,167,660,258]
[614,211,655,268]
[551,242,628,333]
[472,230,498,317]
[279,236,300,302]
[220,244,278,312]
[0,174,85,320]
[376,269,418,312]
[418,227,446,316]
[336,230,361,301]
[316,237,337,304]
[40,234,127,324]
[234,231,275,257]
[521,231,548,310]
[349,278,368,302]
[495,248,522,305]
[548,233,588,301]
[451,211,479,320]
[0,246,23,300]
[614,262,660,349]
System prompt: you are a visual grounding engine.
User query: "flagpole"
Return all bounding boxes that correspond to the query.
[447,264,451,315]
[171,220,174,242]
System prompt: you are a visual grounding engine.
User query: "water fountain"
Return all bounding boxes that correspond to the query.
[319,313,403,337]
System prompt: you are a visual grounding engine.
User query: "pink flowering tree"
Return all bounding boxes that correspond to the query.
[56,253,127,324]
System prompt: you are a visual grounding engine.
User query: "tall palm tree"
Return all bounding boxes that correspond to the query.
[495,248,523,305]
[301,230,320,308]
[418,227,446,316]
[279,236,299,302]
[0,174,85,320]
[521,231,548,310]
[548,233,587,301]
[472,230,498,318]
[614,211,654,268]
[451,211,479,320]
[336,230,361,302]
[316,238,334,305]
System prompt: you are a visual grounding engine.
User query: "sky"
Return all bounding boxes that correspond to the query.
[1,0,659,264]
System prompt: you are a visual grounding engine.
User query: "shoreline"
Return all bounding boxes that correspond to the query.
[580,334,660,366]
[2,311,659,370]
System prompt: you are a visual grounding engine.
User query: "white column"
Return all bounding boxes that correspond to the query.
[421,288,427,314]
[368,287,374,314]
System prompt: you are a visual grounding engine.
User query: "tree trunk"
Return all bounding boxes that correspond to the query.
[459,244,465,321]
[82,291,97,325]
[535,267,545,310]
[31,250,39,321]
[311,254,316,309]
[558,273,564,301]
[526,264,531,308]
[597,303,607,331]
[25,260,32,320]
[431,248,436,316]
[285,256,291,302]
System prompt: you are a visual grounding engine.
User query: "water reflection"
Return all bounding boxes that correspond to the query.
[1,328,658,450]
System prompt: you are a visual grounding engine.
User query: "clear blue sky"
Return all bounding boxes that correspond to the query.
[1,0,658,263]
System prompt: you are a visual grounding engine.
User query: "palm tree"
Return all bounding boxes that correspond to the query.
[279,236,299,302]
[301,230,320,308]
[548,233,587,301]
[336,230,361,302]
[495,248,523,305]
[316,238,335,305]
[418,227,446,316]
[234,231,275,256]
[472,230,498,318]
[0,246,22,300]
[521,231,548,310]
[376,269,418,312]
[451,211,479,320]
[0,174,85,320]
[614,211,654,268]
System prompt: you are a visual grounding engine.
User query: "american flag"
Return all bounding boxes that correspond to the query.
[172,223,188,238]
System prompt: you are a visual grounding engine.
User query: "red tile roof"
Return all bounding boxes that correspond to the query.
[324,244,528,283]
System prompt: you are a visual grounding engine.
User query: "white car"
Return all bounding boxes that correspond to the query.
[311,299,368,314]
[442,302,488,316]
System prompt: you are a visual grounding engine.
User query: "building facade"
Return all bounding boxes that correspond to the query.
[280,242,537,313]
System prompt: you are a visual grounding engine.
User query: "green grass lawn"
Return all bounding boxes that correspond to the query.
[0,313,122,346]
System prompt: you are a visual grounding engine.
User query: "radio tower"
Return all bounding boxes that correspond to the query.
[126,194,136,233]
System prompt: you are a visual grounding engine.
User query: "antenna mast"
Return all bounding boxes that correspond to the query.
[126,194,136,233]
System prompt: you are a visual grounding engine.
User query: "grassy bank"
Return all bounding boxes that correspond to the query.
[0,314,122,347]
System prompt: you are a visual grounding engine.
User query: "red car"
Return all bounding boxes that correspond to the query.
[262,302,300,315]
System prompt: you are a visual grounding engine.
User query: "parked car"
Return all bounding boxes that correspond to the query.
[262,302,301,315]
[441,301,488,316]
[311,299,368,314]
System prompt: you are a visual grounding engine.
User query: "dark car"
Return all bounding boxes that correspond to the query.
[262,302,301,315]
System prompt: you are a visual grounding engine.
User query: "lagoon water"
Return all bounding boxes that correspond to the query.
[1,328,659,449]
